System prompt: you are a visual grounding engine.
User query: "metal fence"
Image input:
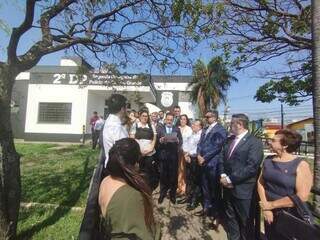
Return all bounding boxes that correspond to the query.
[261,137,314,155]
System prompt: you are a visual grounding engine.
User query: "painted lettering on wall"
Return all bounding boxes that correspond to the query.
[51,73,141,86]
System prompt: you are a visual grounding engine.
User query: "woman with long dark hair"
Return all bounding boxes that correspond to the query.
[130,109,158,190]
[99,138,160,240]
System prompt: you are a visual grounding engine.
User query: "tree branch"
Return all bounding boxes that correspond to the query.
[7,0,38,64]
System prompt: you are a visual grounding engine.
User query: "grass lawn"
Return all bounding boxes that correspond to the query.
[16,143,99,240]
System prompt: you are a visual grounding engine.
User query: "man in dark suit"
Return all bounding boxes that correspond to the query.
[219,113,263,240]
[157,113,182,204]
[197,110,227,220]
[172,105,181,127]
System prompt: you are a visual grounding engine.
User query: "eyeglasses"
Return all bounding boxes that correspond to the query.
[140,115,148,118]
[205,115,213,119]
[267,138,281,143]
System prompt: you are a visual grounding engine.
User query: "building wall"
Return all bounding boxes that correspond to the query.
[287,118,314,141]
[11,79,29,139]
[86,92,106,133]
[25,84,88,135]
[287,119,313,131]
[263,128,279,138]
[11,64,196,142]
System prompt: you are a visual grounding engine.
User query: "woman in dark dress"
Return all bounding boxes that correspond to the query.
[257,129,313,239]
[98,138,160,239]
[130,109,158,190]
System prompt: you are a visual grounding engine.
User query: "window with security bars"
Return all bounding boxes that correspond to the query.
[38,102,72,124]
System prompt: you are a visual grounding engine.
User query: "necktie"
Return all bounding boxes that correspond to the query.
[227,137,237,159]
[205,126,211,138]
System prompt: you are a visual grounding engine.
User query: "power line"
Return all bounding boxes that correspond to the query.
[228,95,255,100]
[231,105,311,112]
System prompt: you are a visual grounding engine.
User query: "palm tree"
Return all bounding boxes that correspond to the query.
[312,0,320,215]
[188,56,237,116]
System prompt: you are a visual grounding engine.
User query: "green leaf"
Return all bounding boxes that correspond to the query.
[0,19,11,35]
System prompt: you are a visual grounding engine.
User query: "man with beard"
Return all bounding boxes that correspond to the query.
[157,113,182,204]
[197,110,227,227]
[219,114,263,240]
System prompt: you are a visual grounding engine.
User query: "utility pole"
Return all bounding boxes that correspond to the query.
[281,103,284,129]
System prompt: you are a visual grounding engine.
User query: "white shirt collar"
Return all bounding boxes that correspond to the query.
[208,122,217,129]
[235,130,249,140]
[107,114,121,125]
[137,121,150,128]
[194,129,202,135]
[205,122,217,135]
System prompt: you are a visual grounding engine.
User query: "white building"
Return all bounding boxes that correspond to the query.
[11,57,196,142]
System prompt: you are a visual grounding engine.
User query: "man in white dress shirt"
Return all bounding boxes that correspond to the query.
[182,119,203,211]
[93,115,105,149]
[102,94,129,167]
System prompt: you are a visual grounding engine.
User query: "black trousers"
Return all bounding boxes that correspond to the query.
[139,155,159,191]
[92,130,101,149]
[159,148,179,198]
[224,192,255,240]
[185,157,202,205]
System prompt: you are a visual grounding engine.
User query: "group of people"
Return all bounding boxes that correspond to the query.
[89,112,105,149]
[96,93,313,240]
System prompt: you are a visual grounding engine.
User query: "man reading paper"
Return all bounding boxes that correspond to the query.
[156,113,182,204]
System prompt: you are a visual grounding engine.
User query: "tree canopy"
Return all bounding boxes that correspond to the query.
[0,1,198,239]
[175,0,312,105]
[189,56,237,115]
[1,0,197,73]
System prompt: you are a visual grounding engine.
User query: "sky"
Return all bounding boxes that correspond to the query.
[0,1,313,123]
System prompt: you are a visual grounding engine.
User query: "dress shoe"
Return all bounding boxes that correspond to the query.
[194,208,209,217]
[177,198,187,204]
[169,196,176,204]
[186,203,197,211]
[158,195,165,204]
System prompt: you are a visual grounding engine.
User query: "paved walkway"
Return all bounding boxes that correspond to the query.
[153,191,227,240]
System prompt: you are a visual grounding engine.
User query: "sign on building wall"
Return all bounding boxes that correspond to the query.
[156,91,179,110]
[160,92,174,107]
[30,73,149,86]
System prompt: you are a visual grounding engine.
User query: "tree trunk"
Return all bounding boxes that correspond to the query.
[197,86,206,117]
[0,64,21,240]
[312,0,320,215]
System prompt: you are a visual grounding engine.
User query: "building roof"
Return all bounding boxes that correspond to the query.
[264,123,282,130]
[151,75,193,83]
[286,117,313,127]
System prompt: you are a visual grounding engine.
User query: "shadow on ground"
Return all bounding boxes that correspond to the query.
[17,156,91,239]
[153,191,227,240]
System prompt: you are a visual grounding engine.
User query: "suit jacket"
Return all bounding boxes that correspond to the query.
[156,124,182,152]
[219,132,263,199]
[173,117,181,128]
[197,123,227,168]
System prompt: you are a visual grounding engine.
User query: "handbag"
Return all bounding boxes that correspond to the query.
[275,194,320,240]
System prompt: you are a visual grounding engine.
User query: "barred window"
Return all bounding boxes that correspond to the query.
[38,102,72,124]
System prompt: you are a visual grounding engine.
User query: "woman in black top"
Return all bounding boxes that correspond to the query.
[130,109,158,190]
[257,129,313,239]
